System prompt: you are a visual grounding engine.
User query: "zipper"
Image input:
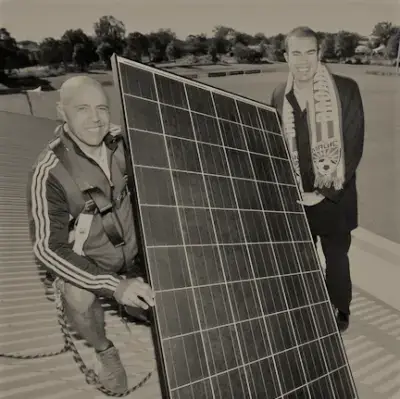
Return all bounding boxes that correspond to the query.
[108,146,128,270]
[65,134,129,267]
[84,146,117,189]
[84,142,128,267]
[109,182,128,271]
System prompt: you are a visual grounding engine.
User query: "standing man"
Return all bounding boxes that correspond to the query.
[271,26,365,333]
[27,76,155,393]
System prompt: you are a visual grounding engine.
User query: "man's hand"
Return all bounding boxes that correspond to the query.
[114,277,155,309]
[109,123,122,135]
[297,191,325,207]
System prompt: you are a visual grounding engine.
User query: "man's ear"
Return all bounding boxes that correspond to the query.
[317,46,323,61]
[284,52,289,63]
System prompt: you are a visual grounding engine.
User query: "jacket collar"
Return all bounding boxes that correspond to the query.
[285,86,303,114]
[58,124,121,159]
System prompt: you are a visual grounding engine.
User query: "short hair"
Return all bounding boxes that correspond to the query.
[284,26,320,52]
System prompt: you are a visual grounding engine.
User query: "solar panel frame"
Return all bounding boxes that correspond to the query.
[110,54,358,399]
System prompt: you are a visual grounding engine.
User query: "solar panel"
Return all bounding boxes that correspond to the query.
[110,54,358,399]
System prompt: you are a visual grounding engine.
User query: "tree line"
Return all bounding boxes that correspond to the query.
[1,16,399,76]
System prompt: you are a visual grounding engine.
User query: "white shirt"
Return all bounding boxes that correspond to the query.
[293,84,313,111]
[83,142,111,182]
[64,124,111,182]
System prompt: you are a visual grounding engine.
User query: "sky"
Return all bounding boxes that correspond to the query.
[1,0,399,42]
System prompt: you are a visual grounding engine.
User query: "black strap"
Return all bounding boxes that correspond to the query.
[50,138,94,194]
[50,140,125,248]
[85,186,125,248]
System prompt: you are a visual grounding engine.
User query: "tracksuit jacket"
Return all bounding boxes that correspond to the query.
[26,127,138,298]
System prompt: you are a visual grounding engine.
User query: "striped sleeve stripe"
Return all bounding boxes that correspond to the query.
[31,150,121,292]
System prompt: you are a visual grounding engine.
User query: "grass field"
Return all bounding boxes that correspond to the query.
[0,63,398,243]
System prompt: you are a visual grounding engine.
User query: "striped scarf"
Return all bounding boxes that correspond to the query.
[282,63,345,192]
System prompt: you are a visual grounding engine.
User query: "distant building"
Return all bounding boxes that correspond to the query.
[372,44,386,55]
[356,35,386,57]
[17,41,40,53]
[247,44,264,54]
[355,45,371,55]
[357,34,380,47]
[17,41,41,63]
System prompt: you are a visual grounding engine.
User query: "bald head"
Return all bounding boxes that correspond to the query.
[59,75,107,107]
[57,75,111,147]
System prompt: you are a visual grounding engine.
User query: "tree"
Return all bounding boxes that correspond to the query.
[254,32,268,44]
[73,43,90,71]
[146,29,176,61]
[125,31,149,61]
[386,28,400,59]
[212,25,234,54]
[165,40,182,61]
[96,42,115,68]
[233,42,247,62]
[233,42,262,63]
[320,33,336,60]
[93,15,126,64]
[147,29,176,49]
[60,29,97,66]
[315,31,326,44]
[208,43,218,63]
[213,25,234,40]
[185,34,208,55]
[2,49,32,72]
[94,15,126,42]
[233,31,253,46]
[61,29,87,62]
[17,41,40,65]
[0,28,17,50]
[270,33,286,61]
[148,40,163,62]
[0,28,18,76]
[334,31,359,59]
[213,37,228,54]
[372,21,395,46]
[39,37,64,65]
[83,37,98,64]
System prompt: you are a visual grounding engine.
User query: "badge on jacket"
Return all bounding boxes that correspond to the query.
[72,213,94,255]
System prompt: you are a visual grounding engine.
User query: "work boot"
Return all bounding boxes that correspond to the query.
[336,311,350,333]
[96,344,128,393]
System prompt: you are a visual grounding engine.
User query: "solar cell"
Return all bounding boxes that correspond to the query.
[111,54,358,399]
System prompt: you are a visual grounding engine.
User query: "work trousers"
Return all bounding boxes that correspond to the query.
[313,232,352,315]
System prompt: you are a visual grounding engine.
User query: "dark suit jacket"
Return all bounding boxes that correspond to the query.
[270,73,365,235]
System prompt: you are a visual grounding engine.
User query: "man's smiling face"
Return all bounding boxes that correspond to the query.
[284,35,320,84]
